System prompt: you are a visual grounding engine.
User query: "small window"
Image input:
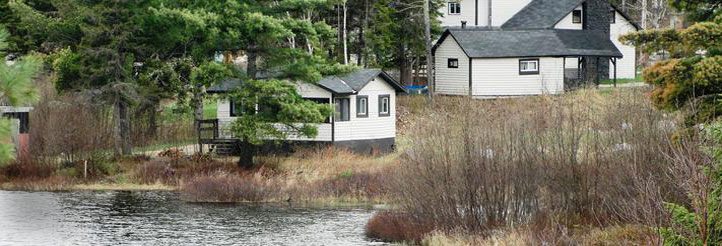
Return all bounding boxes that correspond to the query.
[448,2,461,15]
[519,59,540,75]
[229,100,243,117]
[356,96,368,118]
[378,95,390,117]
[334,98,350,122]
[572,10,582,24]
[609,10,616,24]
[448,58,459,68]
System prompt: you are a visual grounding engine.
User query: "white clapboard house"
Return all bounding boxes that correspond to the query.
[434,0,640,97]
[204,69,405,154]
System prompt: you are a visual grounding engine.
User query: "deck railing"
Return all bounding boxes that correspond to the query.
[196,119,219,144]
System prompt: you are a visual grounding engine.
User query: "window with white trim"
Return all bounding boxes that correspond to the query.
[448,2,461,15]
[356,96,368,117]
[378,95,390,117]
[519,59,540,75]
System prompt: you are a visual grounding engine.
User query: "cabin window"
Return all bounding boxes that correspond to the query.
[229,100,244,117]
[448,58,459,68]
[334,98,350,122]
[2,112,29,133]
[378,95,391,117]
[572,10,582,24]
[609,10,616,24]
[306,98,331,123]
[519,59,540,75]
[448,2,461,15]
[356,96,368,118]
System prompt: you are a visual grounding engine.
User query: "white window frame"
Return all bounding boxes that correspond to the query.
[448,2,461,15]
[519,59,540,75]
[356,96,368,117]
[378,95,390,117]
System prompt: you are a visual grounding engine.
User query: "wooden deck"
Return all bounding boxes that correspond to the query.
[196,119,238,156]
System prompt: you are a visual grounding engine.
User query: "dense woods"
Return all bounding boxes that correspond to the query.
[0,0,441,161]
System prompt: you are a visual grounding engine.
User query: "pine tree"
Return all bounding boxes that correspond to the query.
[0,26,40,164]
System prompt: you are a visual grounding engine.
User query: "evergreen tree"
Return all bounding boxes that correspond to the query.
[621,2,722,124]
[0,26,40,164]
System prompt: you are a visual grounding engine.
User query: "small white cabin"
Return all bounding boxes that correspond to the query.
[432,28,624,98]
[206,69,406,154]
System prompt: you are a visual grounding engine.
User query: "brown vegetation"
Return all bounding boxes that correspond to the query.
[368,88,684,243]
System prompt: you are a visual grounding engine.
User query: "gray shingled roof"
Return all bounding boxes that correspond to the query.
[502,0,584,29]
[207,69,405,95]
[317,69,405,94]
[207,78,242,94]
[440,28,622,58]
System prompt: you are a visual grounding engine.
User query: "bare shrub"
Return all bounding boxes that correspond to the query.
[366,211,435,242]
[180,172,281,202]
[392,88,679,238]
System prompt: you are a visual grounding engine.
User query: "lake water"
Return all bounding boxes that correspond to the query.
[0,191,380,245]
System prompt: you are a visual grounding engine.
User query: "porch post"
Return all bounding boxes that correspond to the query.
[612,57,617,88]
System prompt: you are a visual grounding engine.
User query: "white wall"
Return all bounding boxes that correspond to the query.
[609,10,637,79]
[434,36,470,95]
[216,82,333,141]
[491,0,532,26]
[438,0,472,27]
[554,6,583,30]
[438,0,488,27]
[471,57,565,97]
[334,76,397,141]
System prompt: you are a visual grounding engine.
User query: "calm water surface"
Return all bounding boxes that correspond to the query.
[0,191,380,245]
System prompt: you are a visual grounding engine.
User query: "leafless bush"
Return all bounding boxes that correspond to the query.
[393,88,680,237]
[366,211,435,242]
[180,172,281,202]
[28,80,194,164]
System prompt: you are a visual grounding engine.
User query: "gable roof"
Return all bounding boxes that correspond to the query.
[207,69,405,95]
[433,28,623,58]
[318,69,405,94]
[501,0,641,30]
[501,0,584,29]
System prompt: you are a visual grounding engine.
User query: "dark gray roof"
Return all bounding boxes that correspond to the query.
[318,69,405,94]
[206,78,242,94]
[317,76,355,94]
[502,0,583,29]
[501,0,641,30]
[435,28,622,58]
[207,69,405,95]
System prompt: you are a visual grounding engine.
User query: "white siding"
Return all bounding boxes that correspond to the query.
[554,6,583,30]
[216,83,333,141]
[334,76,396,141]
[491,0,532,26]
[438,0,487,27]
[609,10,637,79]
[434,36,470,96]
[471,57,565,97]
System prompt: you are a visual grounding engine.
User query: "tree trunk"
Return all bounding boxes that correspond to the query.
[361,0,369,67]
[343,1,349,65]
[113,100,132,156]
[423,0,435,98]
[237,140,256,168]
[247,44,258,79]
[641,0,648,29]
[147,102,158,139]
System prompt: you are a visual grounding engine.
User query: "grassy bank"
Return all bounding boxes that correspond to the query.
[0,147,398,205]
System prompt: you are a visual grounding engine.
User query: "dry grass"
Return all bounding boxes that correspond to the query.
[180,148,399,204]
[371,88,682,243]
